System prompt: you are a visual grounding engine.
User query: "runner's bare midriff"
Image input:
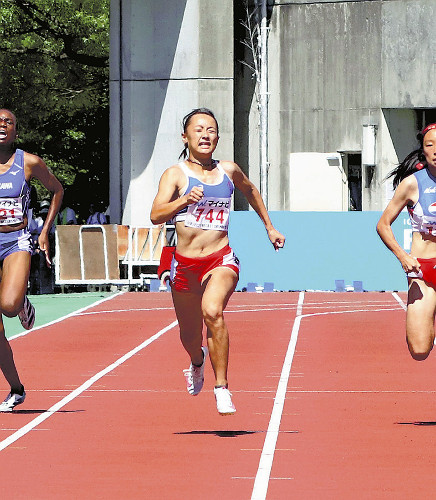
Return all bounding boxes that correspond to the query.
[0,217,28,233]
[175,221,229,258]
[411,231,436,258]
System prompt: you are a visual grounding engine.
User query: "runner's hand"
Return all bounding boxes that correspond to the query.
[268,228,285,252]
[186,185,204,205]
[38,233,52,267]
[401,254,420,273]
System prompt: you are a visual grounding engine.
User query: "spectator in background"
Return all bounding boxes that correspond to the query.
[57,190,77,225]
[86,202,107,225]
[29,200,55,295]
[27,186,40,242]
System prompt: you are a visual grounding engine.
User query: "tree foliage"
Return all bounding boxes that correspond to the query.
[0,0,109,221]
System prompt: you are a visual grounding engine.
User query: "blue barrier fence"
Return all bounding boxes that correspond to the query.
[228,211,410,292]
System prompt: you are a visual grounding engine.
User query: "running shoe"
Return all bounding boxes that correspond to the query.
[183,346,208,396]
[214,386,236,415]
[0,390,26,412]
[18,295,35,330]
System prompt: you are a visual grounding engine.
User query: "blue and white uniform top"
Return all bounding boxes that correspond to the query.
[173,161,234,232]
[408,168,436,236]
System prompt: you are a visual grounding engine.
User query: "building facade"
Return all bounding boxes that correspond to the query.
[110,0,436,224]
[264,0,436,211]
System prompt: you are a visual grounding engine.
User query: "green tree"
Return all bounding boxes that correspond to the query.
[0,0,109,221]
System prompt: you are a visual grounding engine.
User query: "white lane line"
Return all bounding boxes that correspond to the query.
[67,301,403,318]
[9,292,125,341]
[392,291,407,311]
[251,292,405,499]
[251,291,305,500]
[0,320,178,452]
[77,306,174,316]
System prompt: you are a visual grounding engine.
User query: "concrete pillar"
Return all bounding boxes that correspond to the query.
[109,0,234,226]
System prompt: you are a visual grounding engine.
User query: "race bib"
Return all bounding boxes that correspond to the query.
[185,197,230,231]
[0,197,24,225]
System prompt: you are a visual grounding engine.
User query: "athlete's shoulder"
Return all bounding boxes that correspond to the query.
[159,163,187,187]
[22,150,45,168]
[163,162,185,177]
[398,171,419,187]
[219,160,238,170]
[395,172,419,202]
[219,160,240,177]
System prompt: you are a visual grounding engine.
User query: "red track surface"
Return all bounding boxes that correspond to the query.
[1,291,435,499]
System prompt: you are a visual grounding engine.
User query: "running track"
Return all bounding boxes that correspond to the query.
[1,291,436,499]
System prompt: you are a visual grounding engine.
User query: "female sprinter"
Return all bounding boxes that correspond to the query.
[0,109,63,411]
[377,123,436,361]
[150,108,285,415]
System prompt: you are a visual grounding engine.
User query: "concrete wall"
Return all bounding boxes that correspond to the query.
[229,211,409,292]
[263,0,436,211]
[110,0,436,220]
[109,0,234,225]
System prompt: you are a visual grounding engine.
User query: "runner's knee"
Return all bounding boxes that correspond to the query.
[0,297,22,317]
[407,338,433,361]
[202,303,224,327]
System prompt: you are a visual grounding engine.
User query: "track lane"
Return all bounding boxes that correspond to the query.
[0,292,301,499]
[267,291,436,500]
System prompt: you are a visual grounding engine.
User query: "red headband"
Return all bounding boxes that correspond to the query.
[422,123,436,136]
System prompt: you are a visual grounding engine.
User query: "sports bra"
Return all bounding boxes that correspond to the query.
[173,161,234,231]
[408,168,436,235]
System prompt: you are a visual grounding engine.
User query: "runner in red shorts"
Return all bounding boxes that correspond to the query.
[151,108,285,414]
[378,123,436,361]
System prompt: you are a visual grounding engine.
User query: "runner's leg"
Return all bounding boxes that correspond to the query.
[171,289,204,366]
[0,251,31,317]
[0,319,22,391]
[201,267,238,387]
[0,251,30,391]
[406,278,436,360]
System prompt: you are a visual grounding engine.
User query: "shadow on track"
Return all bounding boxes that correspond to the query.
[174,430,258,438]
[174,429,298,438]
[7,409,85,415]
[396,421,436,426]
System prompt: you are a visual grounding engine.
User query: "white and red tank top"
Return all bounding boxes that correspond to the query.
[408,168,436,235]
[173,161,234,231]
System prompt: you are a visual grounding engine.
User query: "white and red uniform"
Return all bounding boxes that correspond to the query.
[170,161,240,292]
[407,168,436,286]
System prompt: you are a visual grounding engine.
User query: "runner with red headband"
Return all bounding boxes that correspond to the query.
[150,108,285,415]
[377,123,436,360]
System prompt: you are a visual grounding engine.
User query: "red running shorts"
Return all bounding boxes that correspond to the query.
[407,257,436,288]
[170,244,240,293]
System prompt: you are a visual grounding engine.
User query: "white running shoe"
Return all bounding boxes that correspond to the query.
[214,386,236,415]
[183,346,208,396]
[0,390,26,412]
[18,296,35,330]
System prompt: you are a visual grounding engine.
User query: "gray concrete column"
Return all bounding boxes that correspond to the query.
[109,0,234,226]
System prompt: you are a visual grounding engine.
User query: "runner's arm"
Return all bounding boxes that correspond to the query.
[227,162,285,251]
[26,153,63,265]
[150,167,203,224]
[376,176,419,273]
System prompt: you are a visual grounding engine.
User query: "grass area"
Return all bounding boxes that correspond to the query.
[4,292,115,339]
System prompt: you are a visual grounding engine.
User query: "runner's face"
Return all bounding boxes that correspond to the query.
[182,114,219,157]
[0,109,17,147]
[423,129,436,169]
